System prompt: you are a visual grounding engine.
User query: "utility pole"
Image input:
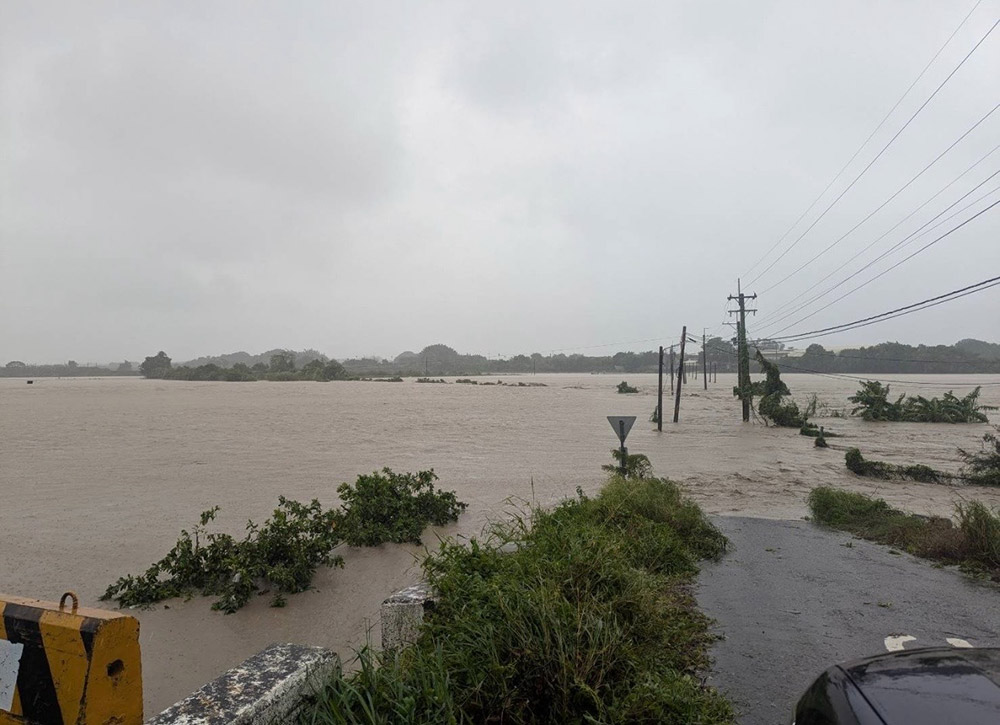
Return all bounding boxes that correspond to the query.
[728,280,757,422]
[673,326,686,423]
[669,346,675,395]
[657,346,664,432]
[702,329,708,390]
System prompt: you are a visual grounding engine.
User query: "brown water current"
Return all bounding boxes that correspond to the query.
[2,374,998,712]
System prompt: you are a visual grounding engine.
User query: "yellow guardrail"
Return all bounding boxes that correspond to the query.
[0,591,142,724]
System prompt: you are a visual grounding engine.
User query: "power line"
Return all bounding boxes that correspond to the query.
[756,142,1000,328]
[758,103,1000,296]
[746,16,1000,289]
[766,195,1000,338]
[768,273,1000,343]
[739,0,986,281]
[755,168,1000,332]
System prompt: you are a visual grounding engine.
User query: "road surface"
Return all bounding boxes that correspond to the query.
[697,516,1000,724]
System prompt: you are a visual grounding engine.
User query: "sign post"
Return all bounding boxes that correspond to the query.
[606,416,636,477]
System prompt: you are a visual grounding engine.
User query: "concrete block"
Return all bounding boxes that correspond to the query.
[148,643,337,725]
[381,582,436,651]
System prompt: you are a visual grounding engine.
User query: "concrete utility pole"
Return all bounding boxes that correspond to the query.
[702,329,708,390]
[673,326,686,423]
[657,346,664,432]
[728,280,757,422]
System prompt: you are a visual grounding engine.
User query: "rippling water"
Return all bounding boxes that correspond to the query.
[2,374,997,712]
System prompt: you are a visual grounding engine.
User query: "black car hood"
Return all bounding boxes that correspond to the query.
[841,647,1000,724]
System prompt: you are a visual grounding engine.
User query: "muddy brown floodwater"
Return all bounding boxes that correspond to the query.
[2,373,998,712]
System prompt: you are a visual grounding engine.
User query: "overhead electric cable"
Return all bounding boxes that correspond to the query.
[767,273,1000,343]
[739,0,986,280]
[755,142,1000,327]
[746,16,1000,289]
[756,172,1000,332]
[766,196,1000,337]
[757,103,1000,296]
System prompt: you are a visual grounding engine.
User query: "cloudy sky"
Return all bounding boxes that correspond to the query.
[2,1,998,363]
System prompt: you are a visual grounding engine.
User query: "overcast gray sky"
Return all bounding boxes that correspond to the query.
[2,1,998,363]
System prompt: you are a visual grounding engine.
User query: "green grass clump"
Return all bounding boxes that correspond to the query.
[303,477,733,724]
[616,380,639,394]
[808,487,1000,579]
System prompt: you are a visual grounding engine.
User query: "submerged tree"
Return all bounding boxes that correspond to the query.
[751,351,806,427]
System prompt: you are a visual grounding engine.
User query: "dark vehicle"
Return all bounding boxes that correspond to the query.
[793,647,1000,724]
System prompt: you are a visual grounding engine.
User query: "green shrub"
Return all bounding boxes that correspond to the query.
[336,469,467,546]
[103,469,468,612]
[850,382,994,423]
[617,381,638,394]
[304,477,733,724]
[959,426,1000,486]
[602,448,653,479]
[101,499,343,613]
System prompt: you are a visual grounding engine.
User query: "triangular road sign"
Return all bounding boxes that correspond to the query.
[607,416,636,444]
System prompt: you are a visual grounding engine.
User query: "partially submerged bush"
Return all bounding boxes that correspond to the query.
[959,426,1000,487]
[304,476,732,724]
[751,351,806,427]
[844,447,942,483]
[617,380,638,394]
[602,448,653,479]
[102,468,467,612]
[336,468,467,546]
[101,498,343,613]
[850,381,995,423]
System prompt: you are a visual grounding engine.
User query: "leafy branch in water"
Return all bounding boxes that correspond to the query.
[101,468,467,613]
[616,381,638,394]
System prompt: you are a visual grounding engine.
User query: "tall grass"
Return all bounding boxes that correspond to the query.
[302,477,732,724]
[809,487,1000,578]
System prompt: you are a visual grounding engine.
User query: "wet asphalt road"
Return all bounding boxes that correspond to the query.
[696,516,1000,725]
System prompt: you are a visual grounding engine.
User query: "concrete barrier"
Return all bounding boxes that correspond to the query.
[149,643,337,725]
[380,583,436,652]
[0,591,142,725]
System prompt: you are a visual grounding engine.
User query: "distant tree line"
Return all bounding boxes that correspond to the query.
[781,340,1000,375]
[1,360,137,378]
[139,351,350,382]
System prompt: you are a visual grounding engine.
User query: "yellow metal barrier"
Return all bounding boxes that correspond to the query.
[0,592,142,724]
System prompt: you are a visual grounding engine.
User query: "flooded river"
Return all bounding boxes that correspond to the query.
[2,373,997,712]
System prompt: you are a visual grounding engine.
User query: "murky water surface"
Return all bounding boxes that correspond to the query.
[2,374,997,712]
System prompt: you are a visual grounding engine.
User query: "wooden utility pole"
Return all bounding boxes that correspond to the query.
[669,346,675,394]
[673,326,686,423]
[728,280,757,422]
[657,346,664,432]
[702,329,708,390]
